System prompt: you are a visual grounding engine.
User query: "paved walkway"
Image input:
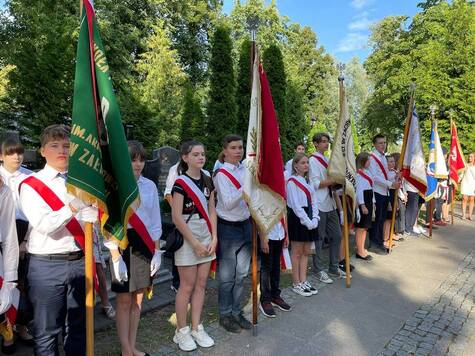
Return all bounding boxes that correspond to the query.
[12,216,475,355]
[155,217,475,356]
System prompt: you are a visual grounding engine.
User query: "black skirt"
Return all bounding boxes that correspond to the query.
[287,207,318,242]
[111,229,153,293]
[355,190,373,229]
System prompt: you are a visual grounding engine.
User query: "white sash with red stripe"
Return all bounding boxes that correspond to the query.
[288,177,312,203]
[311,153,328,169]
[358,170,374,187]
[370,153,388,180]
[0,277,19,326]
[280,248,292,271]
[174,175,212,233]
[216,167,241,189]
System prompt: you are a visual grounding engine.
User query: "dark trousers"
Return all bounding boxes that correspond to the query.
[395,199,406,234]
[259,239,283,302]
[405,191,420,233]
[313,209,341,274]
[425,198,443,222]
[217,220,251,317]
[27,255,86,356]
[369,192,388,245]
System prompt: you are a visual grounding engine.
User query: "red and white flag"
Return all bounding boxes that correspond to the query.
[449,119,466,188]
[243,46,286,234]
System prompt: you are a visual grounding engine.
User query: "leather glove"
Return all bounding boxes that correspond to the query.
[0,282,16,315]
[339,210,344,225]
[150,249,163,277]
[77,206,98,223]
[112,256,128,282]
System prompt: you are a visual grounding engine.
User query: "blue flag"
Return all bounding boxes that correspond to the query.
[426,121,438,200]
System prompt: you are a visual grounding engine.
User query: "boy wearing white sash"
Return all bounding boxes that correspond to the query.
[213,134,253,334]
[19,124,98,355]
[171,140,217,352]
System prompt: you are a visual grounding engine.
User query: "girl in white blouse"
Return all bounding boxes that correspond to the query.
[106,141,162,356]
[286,153,319,297]
[355,153,375,260]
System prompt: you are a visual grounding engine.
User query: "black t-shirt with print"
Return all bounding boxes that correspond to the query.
[172,173,214,217]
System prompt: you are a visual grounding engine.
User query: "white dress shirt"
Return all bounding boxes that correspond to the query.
[214,162,250,222]
[286,175,319,229]
[0,185,19,282]
[19,164,87,254]
[356,170,375,206]
[284,159,293,175]
[164,163,210,197]
[308,152,336,212]
[369,149,392,196]
[128,176,162,241]
[0,165,32,221]
[268,221,285,241]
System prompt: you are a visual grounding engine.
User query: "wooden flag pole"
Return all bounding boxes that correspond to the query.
[84,222,94,356]
[429,199,434,238]
[342,189,351,288]
[251,220,258,336]
[388,184,400,253]
[389,91,415,252]
[451,185,455,225]
[79,3,93,355]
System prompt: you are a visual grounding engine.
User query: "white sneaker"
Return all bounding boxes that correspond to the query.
[191,324,215,348]
[173,326,197,351]
[329,269,352,279]
[292,283,312,297]
[418,226,427,233]
[317,271,334,284]
[302,281,318,295]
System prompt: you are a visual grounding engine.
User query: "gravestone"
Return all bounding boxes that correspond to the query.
[145,146,179,195]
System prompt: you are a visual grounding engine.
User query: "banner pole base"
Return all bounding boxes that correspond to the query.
[253,324,258,337]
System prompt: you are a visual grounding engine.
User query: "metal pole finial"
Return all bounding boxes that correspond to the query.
[246,16,260,41]
[429,104,437,119]
[337,63,345,82]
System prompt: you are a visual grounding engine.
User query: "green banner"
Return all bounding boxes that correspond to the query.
[67,3,139,248]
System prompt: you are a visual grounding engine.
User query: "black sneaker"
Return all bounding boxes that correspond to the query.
[259,301,276,318]
[271,297,292,311]
[219,315,241,333]
[338,259,355,272]
[234,313,253,330]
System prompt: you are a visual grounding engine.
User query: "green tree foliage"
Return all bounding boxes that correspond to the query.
[206,25,237,166]
[364,0,475,153]
[181,83,205,143]
[263,44,290,157]
[135,22,186,148]
[153,0,222,86]
[285,80,307,161]
[284,24,337,138]
[345,57,371,151]
[235,39,252,140]
[0,0,78,141]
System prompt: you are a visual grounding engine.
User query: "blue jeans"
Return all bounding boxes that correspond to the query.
[27,255,85,356]
[217,220,251,317]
